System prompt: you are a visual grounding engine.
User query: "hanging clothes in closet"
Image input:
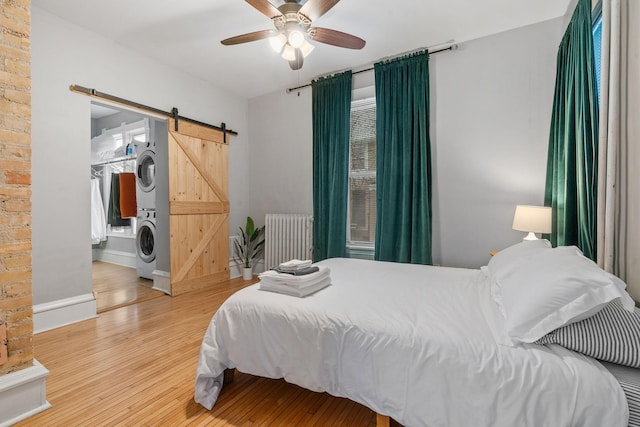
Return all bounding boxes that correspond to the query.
[119,172,137,218]
[108,173,131,226]
[91,178,107,244]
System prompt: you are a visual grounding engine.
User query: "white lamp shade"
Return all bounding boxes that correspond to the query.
[281,44,296,61]
[299,39,315,57]
[269,34,287,53]
[512,205,552,234]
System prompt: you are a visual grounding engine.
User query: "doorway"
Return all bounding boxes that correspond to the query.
[90,102,165,312]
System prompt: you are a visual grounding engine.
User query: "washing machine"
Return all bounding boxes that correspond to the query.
[135,140,156,210]
[136,210,156,280]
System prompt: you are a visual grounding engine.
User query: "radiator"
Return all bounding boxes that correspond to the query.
[264,214,313,270]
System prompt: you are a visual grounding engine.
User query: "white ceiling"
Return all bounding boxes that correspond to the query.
[32,0,572,100]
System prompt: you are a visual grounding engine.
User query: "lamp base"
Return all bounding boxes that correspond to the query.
[523,232,539,241]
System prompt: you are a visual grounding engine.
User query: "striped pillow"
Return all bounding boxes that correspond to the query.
[536,299,640,368]
[602,362,640,426]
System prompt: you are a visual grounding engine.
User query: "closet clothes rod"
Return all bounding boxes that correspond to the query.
[70,84,238,138]
[91,156,137,167]
[286,44,458,93]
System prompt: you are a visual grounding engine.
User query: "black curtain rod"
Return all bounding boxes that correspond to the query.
[286,44,458,94]
[70,84,238,137]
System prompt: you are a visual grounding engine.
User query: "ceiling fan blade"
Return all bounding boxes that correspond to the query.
[299,0,340,21]
[221,29,279,46]
[310,27,365,49]
[289,48,304,70]
[245,0,282,19]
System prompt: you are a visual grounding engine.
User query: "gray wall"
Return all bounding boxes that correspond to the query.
[430,18,563,267]
[248,90,313,220]
[99,235,135,254]
[248,18,564,269]
[31,6,250,311]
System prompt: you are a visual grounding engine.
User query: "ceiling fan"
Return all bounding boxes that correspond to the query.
[221,0,366,70]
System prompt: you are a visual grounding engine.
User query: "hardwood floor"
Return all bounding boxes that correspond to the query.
[92,261,165,313]
[17,276,380,426]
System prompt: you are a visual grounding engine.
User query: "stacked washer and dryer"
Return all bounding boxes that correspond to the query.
[135,139,157,279]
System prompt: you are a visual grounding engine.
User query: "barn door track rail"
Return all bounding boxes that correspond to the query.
[70,84,238,143]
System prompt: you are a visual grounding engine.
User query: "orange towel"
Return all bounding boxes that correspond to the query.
[119,172,137,218]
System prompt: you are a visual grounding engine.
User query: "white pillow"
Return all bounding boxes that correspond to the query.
[497,246,635,344]
[487,239,551,283]
[486,239,552,315]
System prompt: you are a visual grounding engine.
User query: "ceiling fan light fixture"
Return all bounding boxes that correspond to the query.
[300,39,315,58]
[281,44,297,61]
[287,29,305,49]
[222,0,366,71]
[269,33,287,53]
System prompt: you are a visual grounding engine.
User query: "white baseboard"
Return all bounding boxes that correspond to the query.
[33,293,97,334]
[92,249,137,268]
[254,260,264,275]
[229,260,240,279]
[229,260,264,279]
[0,359,51,427]
[152,270,171,295]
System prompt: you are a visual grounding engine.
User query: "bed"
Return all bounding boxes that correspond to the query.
[195,243,639,426]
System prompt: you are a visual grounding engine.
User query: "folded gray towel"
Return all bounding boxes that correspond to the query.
[271,266,320,276]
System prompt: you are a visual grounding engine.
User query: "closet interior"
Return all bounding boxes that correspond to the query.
[90,102,166,312]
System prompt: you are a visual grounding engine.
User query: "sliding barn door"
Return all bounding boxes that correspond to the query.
[168,119,229,295]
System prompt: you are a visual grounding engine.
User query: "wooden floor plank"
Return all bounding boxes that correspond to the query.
[92,261,165,313]
[16,275,383,426]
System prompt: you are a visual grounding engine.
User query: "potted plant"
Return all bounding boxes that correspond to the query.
[234,216,265,280]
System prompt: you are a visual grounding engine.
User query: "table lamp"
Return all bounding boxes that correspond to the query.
[512,205,552,240]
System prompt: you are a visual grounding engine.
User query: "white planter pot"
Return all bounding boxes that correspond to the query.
[242,267,253,280]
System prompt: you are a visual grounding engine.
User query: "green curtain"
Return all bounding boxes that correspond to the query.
[544,0,599,260]
[312,71,352,261]
[374,52,432,264]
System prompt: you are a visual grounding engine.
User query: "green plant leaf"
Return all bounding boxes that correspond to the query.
[239,227,247,246]
[233,240,243,258]
[250,227,263,242]
[246,216,255,237]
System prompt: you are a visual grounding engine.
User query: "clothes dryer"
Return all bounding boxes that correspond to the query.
[136,210,156,280]
[135,140,156,209]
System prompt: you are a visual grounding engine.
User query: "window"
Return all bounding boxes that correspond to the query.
[100,118,150,152]
[592,2,602,100]
[112,132,124,148]
[348,98,376,247]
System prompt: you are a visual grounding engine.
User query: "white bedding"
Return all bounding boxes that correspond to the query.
[195,257,628,426]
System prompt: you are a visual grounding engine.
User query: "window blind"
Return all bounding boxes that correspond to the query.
[348,98,376,245]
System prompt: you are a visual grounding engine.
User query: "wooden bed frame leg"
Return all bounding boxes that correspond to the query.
[223,368,235,385]
[376,413,390,427]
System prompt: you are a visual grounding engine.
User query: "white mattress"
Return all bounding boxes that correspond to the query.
[195,257,628,427]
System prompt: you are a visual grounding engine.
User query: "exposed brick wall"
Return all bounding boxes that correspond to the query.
[0,0,32,375]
